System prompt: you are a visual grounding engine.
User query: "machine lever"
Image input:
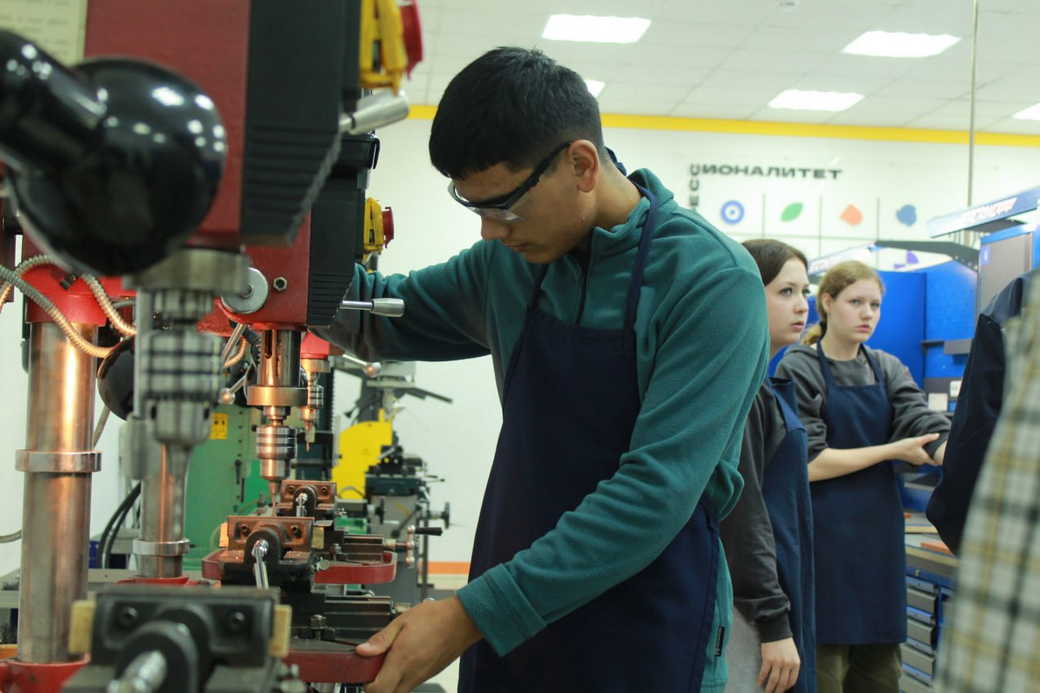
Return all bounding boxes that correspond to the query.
[337,353,383,377]
[340,91,410,134]
[106,650,167,693]
[251,539,270,590]
[340,298,405,318]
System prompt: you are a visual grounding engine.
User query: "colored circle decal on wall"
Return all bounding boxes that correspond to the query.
[720,200,745,225]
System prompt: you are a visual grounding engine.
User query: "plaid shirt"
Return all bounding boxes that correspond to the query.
[937,278,1040,692]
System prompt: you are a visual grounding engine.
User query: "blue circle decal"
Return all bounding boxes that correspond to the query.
[720,200,745,225]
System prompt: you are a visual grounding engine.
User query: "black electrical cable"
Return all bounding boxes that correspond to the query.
[102,494,136,569]
[98,482,141,569]
[103,483,141,569]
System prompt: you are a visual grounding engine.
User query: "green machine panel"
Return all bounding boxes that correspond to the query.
[183,405,269,570]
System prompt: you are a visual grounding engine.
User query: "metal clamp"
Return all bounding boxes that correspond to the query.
[246,385,308,407]
[133,539,191,557]
[15,450,101,473]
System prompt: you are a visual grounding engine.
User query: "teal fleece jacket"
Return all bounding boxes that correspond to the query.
[315,169,768,685]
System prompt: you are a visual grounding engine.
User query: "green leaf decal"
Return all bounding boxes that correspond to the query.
[780,202,804,222]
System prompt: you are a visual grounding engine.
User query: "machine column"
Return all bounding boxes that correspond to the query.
[17,322,99,662]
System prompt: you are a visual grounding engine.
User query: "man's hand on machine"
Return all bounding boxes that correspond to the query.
[358,595,482,693]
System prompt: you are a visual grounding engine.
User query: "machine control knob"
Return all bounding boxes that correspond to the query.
[382,207,395,246]
[220,267,270,315]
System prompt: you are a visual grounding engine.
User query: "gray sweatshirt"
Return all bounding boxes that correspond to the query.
[775,343,950,460]
[720,382,794,643]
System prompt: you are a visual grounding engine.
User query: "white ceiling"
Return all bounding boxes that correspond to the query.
[405,0,1040,134]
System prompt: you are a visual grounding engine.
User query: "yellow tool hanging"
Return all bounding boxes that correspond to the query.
[360,0,409,93]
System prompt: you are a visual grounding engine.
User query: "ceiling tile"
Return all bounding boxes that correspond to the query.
[656,0,780,24]
[873,76,969,100]
[811,52,915,80]
[985,117,1040,135]
[670,103,760,120]
[699,68,807,93]
[745,25,851,54]
[880,3,971,34]
[608,65,711,89]
[597,83,690,110]
[630,43,733,70]
[720,47,827,75]
[413,0,1040,125]
[435,7,547,37]
[824,97,950,126]
[790,72,896,96]
[681,84,779,107]
[928,99,1025,120]
[641,21,756,48]
[904,114,975,130]
[975,72,1040,101]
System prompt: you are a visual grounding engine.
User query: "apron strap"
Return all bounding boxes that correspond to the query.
[623,185,660,333]
[814,341,836,387]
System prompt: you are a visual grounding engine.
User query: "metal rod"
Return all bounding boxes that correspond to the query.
[131,291,153,418]
[221,321,247,364]
[107,650,167,693]
[18,322,97,662]
[137,445,190,578]
[967,0,980,207]
[420,508,430,601]
[92,405,111,448]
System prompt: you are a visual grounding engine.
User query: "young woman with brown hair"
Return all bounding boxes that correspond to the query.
[722,239,815,693]
[775,261,949,693]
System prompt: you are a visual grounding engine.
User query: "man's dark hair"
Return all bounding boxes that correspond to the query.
[429,47,605,179]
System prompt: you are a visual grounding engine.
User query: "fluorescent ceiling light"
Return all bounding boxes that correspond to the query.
[584,80,605,97]
[1013,103,1040,120]
[843,30,960,58]
[542,14,651,44]
[769,89,864,112]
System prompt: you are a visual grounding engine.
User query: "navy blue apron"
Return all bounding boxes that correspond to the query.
[811,344,905,645]
[764,378,816,693]
[459,188,720,693]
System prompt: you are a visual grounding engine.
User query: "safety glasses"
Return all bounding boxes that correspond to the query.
[448,141,572,223]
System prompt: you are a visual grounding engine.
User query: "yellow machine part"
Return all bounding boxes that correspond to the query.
[335,415,394,499]
[363,197,385,257]
[360,0,409,92]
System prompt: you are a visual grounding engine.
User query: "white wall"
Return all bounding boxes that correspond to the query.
[3,118,1039,577]
[357,118,1040,563]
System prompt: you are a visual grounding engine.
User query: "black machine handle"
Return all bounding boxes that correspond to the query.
[0,29,226,275]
